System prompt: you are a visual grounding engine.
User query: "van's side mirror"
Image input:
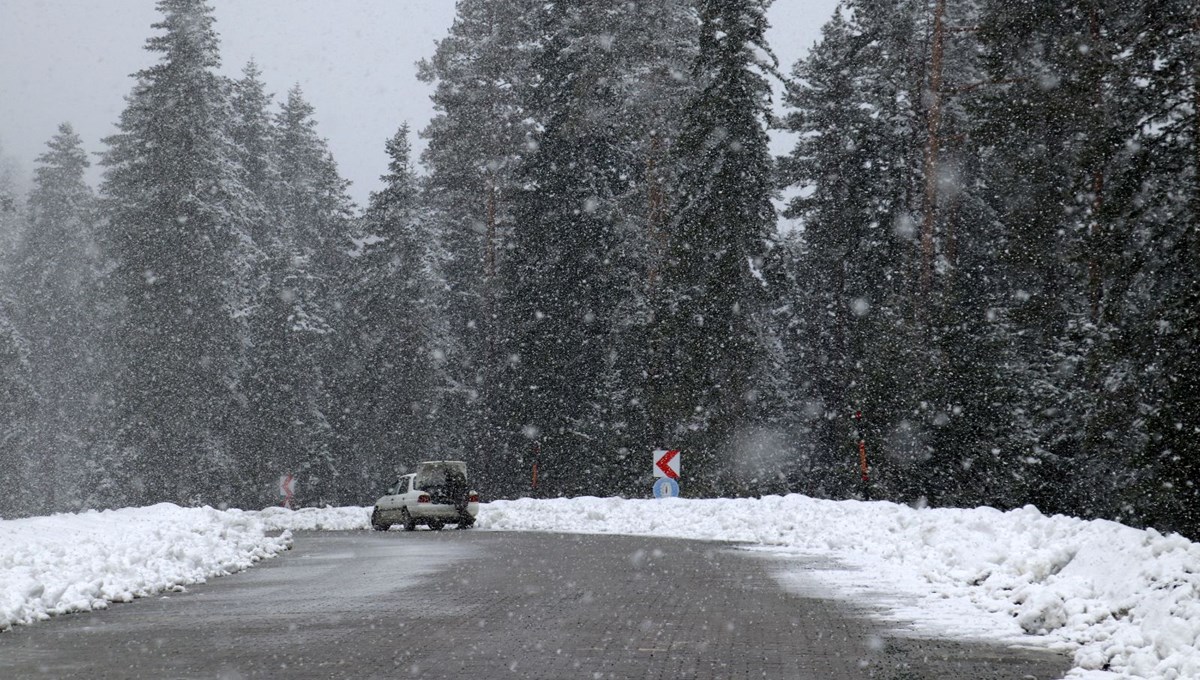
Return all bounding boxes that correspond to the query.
[385,486,397,495]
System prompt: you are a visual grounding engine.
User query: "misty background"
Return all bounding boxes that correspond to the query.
[0,0,835,204]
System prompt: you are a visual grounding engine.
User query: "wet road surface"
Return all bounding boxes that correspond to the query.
[0,530,1072,679]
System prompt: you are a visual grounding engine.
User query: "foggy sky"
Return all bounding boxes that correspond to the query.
[0,0,836,207]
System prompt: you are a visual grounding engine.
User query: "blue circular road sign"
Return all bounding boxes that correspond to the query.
[653,477,680,499]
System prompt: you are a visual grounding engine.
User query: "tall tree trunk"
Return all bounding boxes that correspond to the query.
[482,170,499,485]
[1193,11,1199,225]
[1087,169,1105,323]
[920,0,947,300]
[647,129,667,285]
[1086,5,1106,324]
[485,172,498,281]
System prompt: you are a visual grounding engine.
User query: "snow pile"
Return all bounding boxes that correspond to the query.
[0,503,291,630]
[254,505,371,532]
[476,495,1199,679]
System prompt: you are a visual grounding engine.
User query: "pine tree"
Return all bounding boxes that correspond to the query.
[229,61,279,211]
[228,60,278,279]
[0,151,34,516]
[416,0,702,497]
[417,0,541,489]
[1121,0,1200,536]
[0,300,37,518]
[778,6,921,500]
[240,85,353,505]
[971,0,1159,519]
[650,0,779,495]
[337,125,443,499]
[9,124,104,513]
[99,0,247,505]
[0,151,35,516]
[585,0,700,496]
[497,1,646,496]
[964,0,1091,512]
[225,60,279,507]
[0,145,26,261]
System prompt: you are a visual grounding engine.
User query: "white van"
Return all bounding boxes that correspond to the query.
[371,460,479,531]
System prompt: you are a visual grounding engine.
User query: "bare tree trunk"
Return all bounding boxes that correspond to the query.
[1086,5,1106,325]
[945,188,960,277]
[481,170,499,484]
[1087,169,1105,324]
[1193,12,1199,226]
[920,0,947,299]
[646,129,667,286]
[485,172,498,281]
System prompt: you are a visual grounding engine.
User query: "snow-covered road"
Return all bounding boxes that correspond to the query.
[0,530,1069,679]
[3,496,1197,678]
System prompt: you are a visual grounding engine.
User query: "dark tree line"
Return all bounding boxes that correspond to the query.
[778,0,1198,537]
[0,0,1195,540]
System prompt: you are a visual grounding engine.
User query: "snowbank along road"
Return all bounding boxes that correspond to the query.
[6,497,1200,676]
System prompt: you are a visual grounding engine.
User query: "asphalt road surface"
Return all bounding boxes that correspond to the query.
[0,530,1072,679]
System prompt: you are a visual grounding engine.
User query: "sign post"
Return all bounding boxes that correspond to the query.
[652,449,681,498]
[278,474,297,509]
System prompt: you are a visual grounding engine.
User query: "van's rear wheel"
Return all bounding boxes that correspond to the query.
[370,507,390,531]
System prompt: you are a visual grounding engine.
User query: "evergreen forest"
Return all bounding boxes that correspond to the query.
[0,0,1196,541]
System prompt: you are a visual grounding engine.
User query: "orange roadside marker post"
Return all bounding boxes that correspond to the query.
[531,441,540,493]
[855,411,870,500]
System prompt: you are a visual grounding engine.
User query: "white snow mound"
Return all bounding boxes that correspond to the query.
[0,503,291,630]
[255,505,371,532]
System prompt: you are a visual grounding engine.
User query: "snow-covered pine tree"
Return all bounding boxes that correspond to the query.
[497,0,647,497]
[0,300,37,518]
[778,6,924,500]
[904,0,1041,511]
[230,61,279,214]
[98,0,248,506]
[0,145,26,261]
[273,86,354,266]
[9,124,104,513]
[650,0,779,495]
[417,0,541,490]
[225,60,280,508]
[0,153,35,516]
[588,0,700,496]
[418,0,700,497]
[228,60,279,264]
[972,0,1154,520]
[336,124,443,500]
[1120,0,1199,537]
[242,85,353,505]
[780,0,1095,509]
[963,0,1092,514]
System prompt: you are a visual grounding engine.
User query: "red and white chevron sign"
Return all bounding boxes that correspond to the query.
[652,449,680,480]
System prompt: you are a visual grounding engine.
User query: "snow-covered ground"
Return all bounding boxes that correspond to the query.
[4,496,1197,679]
[0,504,290,630]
